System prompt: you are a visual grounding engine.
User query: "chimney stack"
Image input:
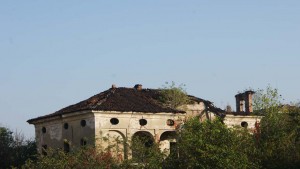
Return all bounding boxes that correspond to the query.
[134,84,142,91]
[244,91,255,113]
[111,84,117,89]
[235,90,255,114]
[235,93,244,113]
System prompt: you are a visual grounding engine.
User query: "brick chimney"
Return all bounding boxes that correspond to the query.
[134,84,142,91]
[244,91,255,113]
[111,84,117,89]
[235,90,255,114]
[235,93,244,112]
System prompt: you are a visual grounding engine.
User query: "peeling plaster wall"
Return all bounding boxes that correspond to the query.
[185,102,206,116]
[94,111,185,140]
[94,111,185,159]
[184,102,217,122]
[34,119,62,153]
[33,112,95,153]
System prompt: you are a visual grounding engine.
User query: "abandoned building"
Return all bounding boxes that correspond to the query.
[224,90,262,131]
[27,84,260,158]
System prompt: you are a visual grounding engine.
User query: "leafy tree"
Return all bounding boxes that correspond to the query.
[159,81,189,109]
[253,85,282,114]
[121,137,165,169]
[164,117,260,169]
[0,127,14,169]
[0,126,37,169]
[254,86,300,168]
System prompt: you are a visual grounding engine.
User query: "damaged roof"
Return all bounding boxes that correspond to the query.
[28,86,225,123]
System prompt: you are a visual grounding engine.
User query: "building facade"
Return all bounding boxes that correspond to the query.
[28,84,260,158]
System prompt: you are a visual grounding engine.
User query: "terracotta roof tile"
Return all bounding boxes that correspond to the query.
[28,87,184,123]
[28,87,225,123]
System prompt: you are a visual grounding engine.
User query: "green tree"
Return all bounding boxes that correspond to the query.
[0,127,14,169]
[121,137,165,169]
[164,117,260,169]
[254,86,300,168]
[0,126,37,169]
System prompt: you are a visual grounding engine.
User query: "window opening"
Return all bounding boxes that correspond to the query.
[64,123,69,129]
[81,138,87,146]
[81,120,86,127]
[110,118,119,125]
[167,119,175,126]
[42,127,46,133]
[241,121,248,128]
[64,142,70,153]
[139,119,147,126]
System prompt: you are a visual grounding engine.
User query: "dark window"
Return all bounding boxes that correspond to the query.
[64,142,70,153]
[167,119,175,126]
[110,118,119,125]
[42,145,47,155]
[42,127,46,133]
[241,121,248,128]
[139,119,147,126]
[81,120,86,127]
[64,123,69,129]
[81,138,87,146]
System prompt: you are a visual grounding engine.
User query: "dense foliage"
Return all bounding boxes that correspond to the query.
[253,86,300,168]
[164,118,260,169]
[0,127,36,169]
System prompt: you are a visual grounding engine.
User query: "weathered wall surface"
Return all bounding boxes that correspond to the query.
[94,111,185,159]
[224,115,262,130]
[33,111,95,153]
[184,102,217,121]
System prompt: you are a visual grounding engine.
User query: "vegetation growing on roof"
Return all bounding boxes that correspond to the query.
[159,81,189,110]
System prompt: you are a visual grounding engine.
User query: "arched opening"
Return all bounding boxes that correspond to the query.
[160,131,177,157]
[131,131,154,162]
[106,130,127,160]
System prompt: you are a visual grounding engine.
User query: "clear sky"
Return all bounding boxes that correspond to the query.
[0,0,299,138]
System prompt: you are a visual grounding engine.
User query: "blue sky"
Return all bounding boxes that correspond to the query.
[0,1,299,137]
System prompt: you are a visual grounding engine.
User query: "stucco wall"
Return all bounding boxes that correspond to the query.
[94,111,185,159]
[33,111,95,153]
[224,115,262,130]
